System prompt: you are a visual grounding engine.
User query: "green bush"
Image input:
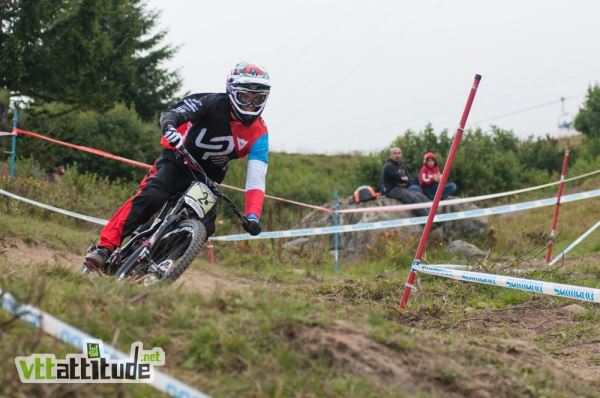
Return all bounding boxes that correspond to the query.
[574,84,600,138]
[518,135,564,174]
[354,125,568,196]
[17,102,159,180]
[5,108,595,224]
[0,157,136,223]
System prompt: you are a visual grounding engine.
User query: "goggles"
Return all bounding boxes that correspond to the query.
[235,90,268,107]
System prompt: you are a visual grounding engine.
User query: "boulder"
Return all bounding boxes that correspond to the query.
[296,196,488,262]
[448,240,488,258]
[560,304,586,315]
[283,237,311,250]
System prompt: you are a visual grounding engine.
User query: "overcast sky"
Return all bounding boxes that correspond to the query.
[147,0,600,154]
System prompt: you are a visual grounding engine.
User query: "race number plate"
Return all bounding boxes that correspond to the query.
[184,182,216,218]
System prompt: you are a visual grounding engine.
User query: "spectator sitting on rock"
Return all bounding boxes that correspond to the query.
[381,147,429,216]
[419,151,457,200]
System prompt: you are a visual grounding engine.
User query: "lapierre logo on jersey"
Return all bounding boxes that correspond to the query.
[175,98,202,114]
[194,128,234,165]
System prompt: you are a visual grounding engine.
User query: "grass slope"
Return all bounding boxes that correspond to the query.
[1,144,599,397]
[1,204,600,397]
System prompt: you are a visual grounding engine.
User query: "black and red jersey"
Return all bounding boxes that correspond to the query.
[159,93,268,218]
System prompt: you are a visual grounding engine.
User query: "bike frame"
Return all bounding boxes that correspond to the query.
[111,147,246,279]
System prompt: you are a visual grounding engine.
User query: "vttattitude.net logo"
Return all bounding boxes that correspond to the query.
[15,339,165,383]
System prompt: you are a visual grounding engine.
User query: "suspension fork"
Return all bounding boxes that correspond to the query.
[117,200,173,254]
[141,204,185,257]
[115,204,183,279]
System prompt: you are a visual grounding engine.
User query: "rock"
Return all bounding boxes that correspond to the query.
[560,304,586,315]
[448,240,488,258]
[283,237,311,249]
[294,195,488,263]
[292,268,305,275]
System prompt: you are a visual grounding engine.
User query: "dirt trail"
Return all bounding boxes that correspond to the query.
[448,302,600,381]
[0,237,261,296]
[0,238,82,268]
[499,253,600,273]
[289,319,598,397]
[400,296,600,383]
[172,266,259,295]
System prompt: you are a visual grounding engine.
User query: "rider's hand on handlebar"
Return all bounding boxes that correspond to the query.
[242,214,262,236]
[164,125,184,149]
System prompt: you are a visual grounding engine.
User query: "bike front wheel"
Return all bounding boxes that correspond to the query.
[151,218,207,282]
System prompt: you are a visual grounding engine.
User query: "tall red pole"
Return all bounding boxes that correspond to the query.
[399,74,482,309]
[546,147,570,264]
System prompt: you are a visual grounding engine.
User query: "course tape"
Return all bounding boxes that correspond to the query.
[1,187,600,241]
[414,263,600,304]
[339,168,600,214]
[0,289,210,398]
[549,219,600,266]
[16,128,152,169]
[13,128,600,214]
[14,128,331,213]
[210,188,600,241]
[0,188,108,225]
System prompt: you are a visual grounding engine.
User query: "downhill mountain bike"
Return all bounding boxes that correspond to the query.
[82,147,252,286]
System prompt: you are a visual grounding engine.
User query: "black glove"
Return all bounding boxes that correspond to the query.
[242,216,261,236]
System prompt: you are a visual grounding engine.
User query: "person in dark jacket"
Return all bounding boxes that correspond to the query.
[419,151,457,200]
[381,147,430,216]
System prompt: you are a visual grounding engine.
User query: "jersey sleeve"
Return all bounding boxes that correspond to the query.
[159,94,211,131]
[244,133,269,218]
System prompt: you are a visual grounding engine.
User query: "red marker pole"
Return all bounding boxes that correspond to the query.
[207,239,216,265]
[399,74,482,309]
[546,147,571,264]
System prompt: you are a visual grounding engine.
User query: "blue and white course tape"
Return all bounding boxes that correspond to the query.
[0,188,107,225]
[549,219,600,266]
[211,188,600,241]
[414,263,600,304]
[1,187,599,242]
[0,289,210,398]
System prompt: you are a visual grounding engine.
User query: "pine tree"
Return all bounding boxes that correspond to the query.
[575,85,600,138]
[0,0,181,120]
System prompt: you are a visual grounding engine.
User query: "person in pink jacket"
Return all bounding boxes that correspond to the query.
[419,151,457,200]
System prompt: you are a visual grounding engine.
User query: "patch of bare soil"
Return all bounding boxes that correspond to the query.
[0,237,82,269]
[173,264,255,295]
[480,253,600,274]
[290,319,598,397]
[416,300,600,383]
[297,320,415,387]
[0,237,276,296]
[444,300,574,339]
[554,339,600,381]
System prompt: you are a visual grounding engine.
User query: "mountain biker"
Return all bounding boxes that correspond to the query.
[84,61,270,271]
